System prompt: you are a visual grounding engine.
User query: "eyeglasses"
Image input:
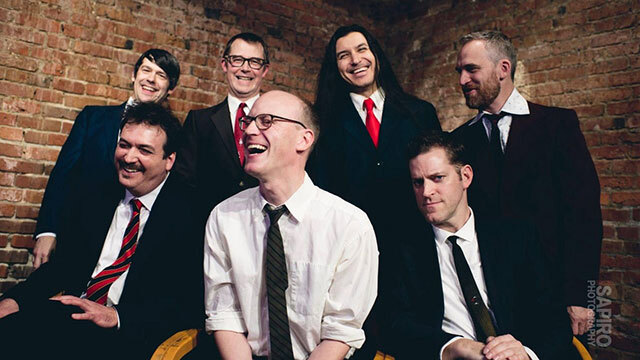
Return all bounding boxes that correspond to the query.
[239,114,307,131]
[224,55,267,70]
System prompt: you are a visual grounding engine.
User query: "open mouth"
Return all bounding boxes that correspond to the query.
[236,75,253,81]
[119,161,144,173]
[351,66,369,75]
[247,144,267,154]
[141,85,157,92]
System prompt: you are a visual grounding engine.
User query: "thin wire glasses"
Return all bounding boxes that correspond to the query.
[224,55,267,70]
[239,114,307,131]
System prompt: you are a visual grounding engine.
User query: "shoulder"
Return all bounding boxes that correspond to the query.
[312,186,373,228]
[211,186,258,215]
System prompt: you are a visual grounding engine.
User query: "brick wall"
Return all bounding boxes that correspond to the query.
[1,0,638,358]
[383,0,639,358]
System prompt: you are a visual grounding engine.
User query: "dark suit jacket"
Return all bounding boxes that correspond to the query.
[36,104,124,236]
[4,173,204,353]
[451,102,602,307]
[392,216,573,359]
[174,99,257,222]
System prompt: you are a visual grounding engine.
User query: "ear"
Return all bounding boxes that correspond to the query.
[296,129,315,153]
[131,71,136,83]
[164,152,176,171]
[497,59,512,81]
[461,164,473,190]
[221,58,228,73]
[261,64,270,78]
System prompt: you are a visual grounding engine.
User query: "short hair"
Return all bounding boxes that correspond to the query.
[300,98,320,143]
[134,49,181,90]
[121,102,183,158]
[459,30,517,80]
[407,131,468,170]
[223,32,270,64]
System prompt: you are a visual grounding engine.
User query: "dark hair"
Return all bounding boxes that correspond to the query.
[121,102,183,158]
[133,49,181,90]
[314,24,406,124]
[407,131,468,169]
[223,32,270,64]
[459,30,517,80]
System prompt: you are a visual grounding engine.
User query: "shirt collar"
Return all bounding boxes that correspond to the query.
[431,208,476,244]
[228,93,260,113]
[349,88,385,110]
[255,172,316,224]
[122,172,170,211]
[468,88,530,126]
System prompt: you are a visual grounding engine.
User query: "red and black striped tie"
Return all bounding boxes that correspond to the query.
[85,199,142,305]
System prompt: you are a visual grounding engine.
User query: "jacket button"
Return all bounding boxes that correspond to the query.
[239,181,244,187]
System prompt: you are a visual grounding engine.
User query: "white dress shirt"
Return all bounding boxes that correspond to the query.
[468,88,530,152]
[350,88,385,125]
[84,174,169,306]
[434,209,538,360]
[227,93,259,130]
[204,173,378,359]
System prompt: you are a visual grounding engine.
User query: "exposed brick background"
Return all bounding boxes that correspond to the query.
[1,0,638,358]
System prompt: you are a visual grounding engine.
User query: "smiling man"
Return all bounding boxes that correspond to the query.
[451,31,602,339]
[175,32,270,223]
[204,90,378,360]
[391,131,573,360]
[310,24,441,358]
[32,49,180,269]
[0,103,202,359]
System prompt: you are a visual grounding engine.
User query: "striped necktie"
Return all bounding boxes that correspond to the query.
[85,199,142,305]
[264,205,294,360]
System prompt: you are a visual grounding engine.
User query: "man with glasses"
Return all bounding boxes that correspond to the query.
[175,32,269,222]
[204,90,378,360]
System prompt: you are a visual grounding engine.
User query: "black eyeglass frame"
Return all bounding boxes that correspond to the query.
[239,113,307,131]
[224,55,268,70]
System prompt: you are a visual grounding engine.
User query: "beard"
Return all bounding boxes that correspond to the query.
[463,73,501,110]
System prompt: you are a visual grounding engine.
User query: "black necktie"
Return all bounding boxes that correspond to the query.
[264,205,294,360]
[447,235,497,342]
[484,113,504,164]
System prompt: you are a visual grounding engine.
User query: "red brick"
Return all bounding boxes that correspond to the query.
[14,175,48,189]
[0,172,14,186]
[0,234,7,247]
[63,95,107,110]
[10,234,35,248]
[0,127,23,141]
[23,146,59,162]
[611,192,640,206]
[602,208,632,222]
[617,226,640,241]
[0,203,16,216]
[0,249,29,263]
[24,189,43,204]
[0,158,44,174]
[0,219,35,234]
[0,143,23,158]
[0,264,7,278]
[52,78,85,95]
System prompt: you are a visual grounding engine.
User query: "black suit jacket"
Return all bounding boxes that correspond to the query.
[4,173,204,351]
[36,104,124,236]
[174,99,257,221]
[451,102,602,306]
[392,216,573,359]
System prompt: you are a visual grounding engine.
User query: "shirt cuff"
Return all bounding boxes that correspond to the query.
[439,336,464,359]
[523,345,539,360]
[205,311,247,334]
[35,232,56,239]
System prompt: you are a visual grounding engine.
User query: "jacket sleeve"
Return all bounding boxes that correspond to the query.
[173,110,199,189]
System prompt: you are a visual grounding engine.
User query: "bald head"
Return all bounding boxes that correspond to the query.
[251,90,319,137]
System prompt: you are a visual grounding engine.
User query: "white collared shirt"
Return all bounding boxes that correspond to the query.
[85,174,169,306]
[350,88,386,126]
[468,88,530,151]
[434,209,538,360]
[227,93,260,130]
[204,173,378,359]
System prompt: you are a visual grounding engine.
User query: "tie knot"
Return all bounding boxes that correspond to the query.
[238,102,246,111]
[484,112,503,126]
[130,199,142,212]
[447,235,459,246]
[264,205,287,224]
[363,98,375,112]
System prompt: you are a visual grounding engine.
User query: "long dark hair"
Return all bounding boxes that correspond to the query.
[314,24,407,125]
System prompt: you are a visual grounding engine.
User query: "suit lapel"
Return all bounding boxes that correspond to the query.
[341,101,377,154]
[210,98,240,167]
[103,103,126,166]
[378,99,402,153]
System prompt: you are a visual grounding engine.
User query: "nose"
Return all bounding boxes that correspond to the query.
[422,181,435,198]
[122,148,138,163]
[240,59,252,71]
[351,52,361,65]
[459,70,470,87]
[243,118,260,135]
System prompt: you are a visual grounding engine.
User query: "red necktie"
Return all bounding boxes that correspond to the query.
[364,98,380,148]
[234,103,247,165]
[85,199,142,305]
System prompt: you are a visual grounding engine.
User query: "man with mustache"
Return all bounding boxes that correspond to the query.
[32,49,181,268]
[175,32,269,222]
[452,30,602,339]
[204,91,378,360]
[310,24,441,358]
[0,103,203,359]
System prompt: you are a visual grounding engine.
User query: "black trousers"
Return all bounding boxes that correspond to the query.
[0,299,154,360]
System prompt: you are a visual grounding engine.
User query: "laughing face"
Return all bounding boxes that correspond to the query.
[410,148,472,233]
[456,40,502,110]
[335,31,378,97]
[222,39,269,101]
[115,122,175,197]
[132,58,174,103]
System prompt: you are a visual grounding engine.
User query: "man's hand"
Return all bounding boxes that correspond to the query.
[0,298,19,319]
[483,335,530,360]
[442,338,485,360]
[50,295,118,328]
[33,235,56,268]
[567,305,594,335]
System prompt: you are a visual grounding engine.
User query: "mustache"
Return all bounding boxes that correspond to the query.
[118,160,144,172]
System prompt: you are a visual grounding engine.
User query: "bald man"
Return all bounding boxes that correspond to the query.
[204,91,378,360]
